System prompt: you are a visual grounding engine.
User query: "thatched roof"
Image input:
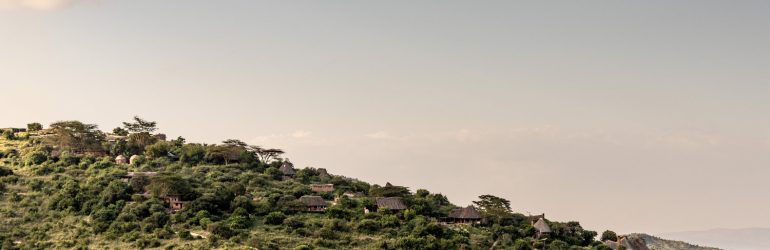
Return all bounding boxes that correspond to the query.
[279,161,295,176]
[115,155,127,161]
[528,213,545,223]
[299,196,326,207]
[533,218,551,233]
[448,206,481,219]
[376,197,407,210]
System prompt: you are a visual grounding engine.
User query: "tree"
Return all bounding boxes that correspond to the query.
[369,183,410,197]
[600,230,618,242]
[145,141,173,158]
[121,116,159,155]
[122,116,158,133]
[264,211,286,225]
[146,174,194,199]
[472,194,512,224]
[249,146,284,163]
[48,120,105,153]
[220,139,249,165]
[179,143,206,164]
[27,122,43,132]
[112,127,129,136]
[1,129,13,140]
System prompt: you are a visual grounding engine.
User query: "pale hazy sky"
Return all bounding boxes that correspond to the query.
[2,0,770,234]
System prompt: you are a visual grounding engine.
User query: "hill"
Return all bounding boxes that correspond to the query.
[625,233,721,250]
[659,228,770,250]
[0,120,719,249]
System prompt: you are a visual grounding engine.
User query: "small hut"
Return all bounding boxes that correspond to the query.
[129,155,141,165]
[310,184,334,193]
[533,218,552,239]
[164,195,185,212]
[115,155,128,164]
[447,206,482,224]
[279,161,295,180]
[299,196,327,212]
[528,213,546,224]
[366,197,407,213]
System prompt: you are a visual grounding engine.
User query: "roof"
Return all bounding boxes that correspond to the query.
[533,218,551,233]
[115,155,127,160]
[528,213,545,223]
[448,206,481,219]
[299,196,327,206]
[279,161,295,175]
[376,197,407,210]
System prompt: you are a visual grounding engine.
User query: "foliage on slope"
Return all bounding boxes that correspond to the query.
[1,120,614,250]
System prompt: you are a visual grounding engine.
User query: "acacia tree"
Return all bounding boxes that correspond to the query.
[473,194,512,224]
[122,116,157,133]
[27,122,43,132]
[146,174,195,199]
[112,127,129,136]
[248,146,284,163]
[600,230,618,242]
[48,121,105,153]
[212,139,247,165]
[122,116,158,154]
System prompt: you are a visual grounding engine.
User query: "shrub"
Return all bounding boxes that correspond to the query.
[294,244,312,250]
[178,230,193,240]
[0,166,12,177]
[356,219,380,234]
[263,211,286,225]
[600,230,618,242]
[23,150,48,165]
[208,222,235,238]
[548,240,569,250]
[283,217,305,229]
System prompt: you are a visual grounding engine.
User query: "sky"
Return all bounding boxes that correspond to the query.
[2,0,770,234]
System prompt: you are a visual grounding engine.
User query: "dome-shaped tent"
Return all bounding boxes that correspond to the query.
[115,155,128,164]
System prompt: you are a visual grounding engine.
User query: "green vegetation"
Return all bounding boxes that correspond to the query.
[0,118,615,249]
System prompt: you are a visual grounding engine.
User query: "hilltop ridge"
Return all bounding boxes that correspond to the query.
[0,119,718,249]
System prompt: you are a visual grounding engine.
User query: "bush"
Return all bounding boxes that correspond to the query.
[0,166,12,177]
[513,239,533,250]
[23,150,48,165]
[283,217,305,229]
[27,122,43,132]
[178,230,193,240]
[207,222,235,238]
[294,244,312,250]
[263,211,286,225]
[356,219,380,234]
[548,240,569,250]
[600,230,617,242]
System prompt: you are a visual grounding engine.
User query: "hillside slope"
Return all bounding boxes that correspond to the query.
[627,233,721,250]
[660,228,770,250]
[0,121,723,250]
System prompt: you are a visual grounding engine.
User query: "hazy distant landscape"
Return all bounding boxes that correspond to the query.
[660,228,770,250]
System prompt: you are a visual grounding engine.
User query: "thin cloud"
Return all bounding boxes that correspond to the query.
[0,0,95,10]
[291,130,312,138]
[364,131,392,140]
